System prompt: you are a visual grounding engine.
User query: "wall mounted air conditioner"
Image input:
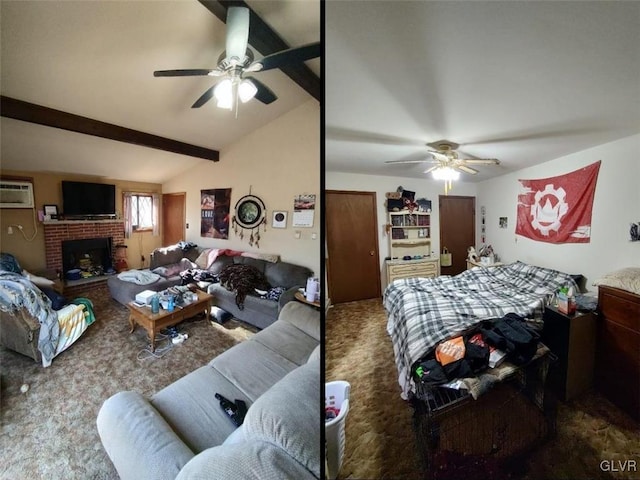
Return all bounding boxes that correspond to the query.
[0,180,34,209]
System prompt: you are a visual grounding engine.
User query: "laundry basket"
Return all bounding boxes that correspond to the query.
[325,381,350,480]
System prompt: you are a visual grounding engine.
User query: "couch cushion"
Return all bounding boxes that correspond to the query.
[232,256,267,274]
[150,245,185,269]
[252,320,319,366]
[150,366,248,453]
[209,340,298,401]
[208,255,234,274]
[264,261,312,290]
[278,301,321,341]
[97,391,195,480]
[243,358,321,478]
[175,442,317,480]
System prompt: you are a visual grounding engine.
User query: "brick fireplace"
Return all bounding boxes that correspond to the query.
[44,220,125,277]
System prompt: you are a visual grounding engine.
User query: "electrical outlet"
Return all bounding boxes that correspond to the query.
[7,226,13,234]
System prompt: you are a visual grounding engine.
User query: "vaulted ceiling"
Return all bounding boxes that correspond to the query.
[325,1,640,183]
[0,0,320,183]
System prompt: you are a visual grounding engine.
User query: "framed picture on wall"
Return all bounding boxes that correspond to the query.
[272,211,287,228]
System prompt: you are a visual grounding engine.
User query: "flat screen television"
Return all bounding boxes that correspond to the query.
[62,181,116,217]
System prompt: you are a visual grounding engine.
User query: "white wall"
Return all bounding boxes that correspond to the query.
[477,133,640,287]
[163,100,321,276]
[326,172,478,284]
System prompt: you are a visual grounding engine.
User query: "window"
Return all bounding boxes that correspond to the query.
[123,192,159,238]
[131,194,153,231]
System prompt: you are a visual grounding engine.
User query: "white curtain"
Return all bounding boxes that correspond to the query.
[152,193,160,237]
[123,192,133,239]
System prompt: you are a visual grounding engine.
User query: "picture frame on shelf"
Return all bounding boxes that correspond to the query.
[43,204,58,220]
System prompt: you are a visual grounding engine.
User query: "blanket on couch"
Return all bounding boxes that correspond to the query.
[218,264,270,310]
[0,271,59,367]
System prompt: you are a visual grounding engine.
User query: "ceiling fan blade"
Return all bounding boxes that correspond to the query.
[458,158,501,165]
[424,165,440,174]
[154,69,218,77]
[225,6,249,63]
[428,151,450,162]
[457,164,479,175]
[384,158,438,165]
[191,86,215,108]
[245,77,277,104]
[248,42,321,72]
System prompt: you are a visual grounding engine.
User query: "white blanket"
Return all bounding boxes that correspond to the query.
[117,270,161,285]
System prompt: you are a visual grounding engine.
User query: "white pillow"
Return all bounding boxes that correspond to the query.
[22,270,55,288]
[593,267,640,296]
[194,249,212,269]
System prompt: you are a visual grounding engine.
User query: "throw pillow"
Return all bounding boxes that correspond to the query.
[194,248,212,269]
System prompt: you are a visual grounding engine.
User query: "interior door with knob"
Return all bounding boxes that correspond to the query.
[326,190,382,304]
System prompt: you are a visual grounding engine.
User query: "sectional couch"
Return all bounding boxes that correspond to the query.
[107,244,313,329]
[97,301,321,479]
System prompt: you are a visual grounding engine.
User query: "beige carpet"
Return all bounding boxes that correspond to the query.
[325,299,640,480]
[0,292,256,479]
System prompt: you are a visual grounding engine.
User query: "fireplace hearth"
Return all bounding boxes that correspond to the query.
[62,237,114,279]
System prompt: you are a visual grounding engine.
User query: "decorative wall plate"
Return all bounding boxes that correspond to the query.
[235,195,265,229]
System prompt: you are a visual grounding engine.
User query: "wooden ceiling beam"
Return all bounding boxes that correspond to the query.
[198,0,320,102]
[0,96,219,162]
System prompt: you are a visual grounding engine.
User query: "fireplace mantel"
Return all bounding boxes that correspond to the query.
[43,220,122,225]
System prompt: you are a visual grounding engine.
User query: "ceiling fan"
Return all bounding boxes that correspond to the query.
[154,6,320,112]
[385,140,501,176]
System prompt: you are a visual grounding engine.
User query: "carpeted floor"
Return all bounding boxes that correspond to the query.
[325,299,640,480]
[0,292,256,480]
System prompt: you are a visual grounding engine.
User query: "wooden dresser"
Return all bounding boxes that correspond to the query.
[594,285,640,420]
[385,258,439,286]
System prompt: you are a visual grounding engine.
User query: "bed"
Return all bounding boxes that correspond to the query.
[384,261,578,473]
[383,261,577,400]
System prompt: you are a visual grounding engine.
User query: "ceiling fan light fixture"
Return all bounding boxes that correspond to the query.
[431,166,460,181]
[214,79,233,110]
[238,79,257,103]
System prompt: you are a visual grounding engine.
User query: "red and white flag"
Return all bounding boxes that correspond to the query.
[516,161,601,243]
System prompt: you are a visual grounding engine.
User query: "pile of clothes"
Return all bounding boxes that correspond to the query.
[413,313,540,387]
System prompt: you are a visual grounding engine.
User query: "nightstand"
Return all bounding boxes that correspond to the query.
[542,305,596,401]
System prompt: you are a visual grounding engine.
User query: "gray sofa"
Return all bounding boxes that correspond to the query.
[107,244,313,330]
[97,301,321,480]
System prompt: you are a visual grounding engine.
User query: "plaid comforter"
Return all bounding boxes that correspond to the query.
[384,261,576,399]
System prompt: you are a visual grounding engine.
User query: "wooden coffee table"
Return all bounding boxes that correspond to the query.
[127,290,213,351]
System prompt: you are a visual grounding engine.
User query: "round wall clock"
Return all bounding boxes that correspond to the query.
[234,195,266,229]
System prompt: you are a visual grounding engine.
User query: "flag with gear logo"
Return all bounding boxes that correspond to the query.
[516,161,601,243]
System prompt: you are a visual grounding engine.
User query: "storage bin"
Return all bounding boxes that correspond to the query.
[325,381,350,480]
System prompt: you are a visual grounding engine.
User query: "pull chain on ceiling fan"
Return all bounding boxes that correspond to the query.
[154,6,320,116]
[385,140,500,194]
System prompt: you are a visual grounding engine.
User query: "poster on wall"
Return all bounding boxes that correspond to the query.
[201,188,232,239]
[292,194,316,227]
[515,161,601,244]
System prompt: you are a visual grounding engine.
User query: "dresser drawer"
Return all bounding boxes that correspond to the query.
[386,260,439,284]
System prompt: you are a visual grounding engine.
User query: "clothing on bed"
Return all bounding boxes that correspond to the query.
[384,261,577,399]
